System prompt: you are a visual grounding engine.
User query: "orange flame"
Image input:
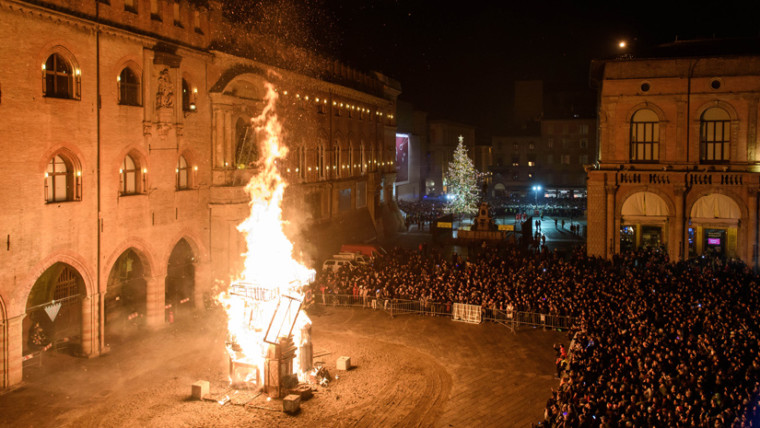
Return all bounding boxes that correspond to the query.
[217,82,314,384]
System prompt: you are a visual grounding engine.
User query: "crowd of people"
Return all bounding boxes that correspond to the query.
[397,196,586,233]
[309,245,760,427]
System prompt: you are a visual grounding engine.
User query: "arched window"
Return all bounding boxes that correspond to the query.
[182,78,196,112]
[333,142,340,177]
[43,53,76,99]
[700,107,730,163]
[629,109,659,162]
[348,143,354,175]
[360,143,366,174]
[176,155,189,189]
[235,118,257,168]
[317,145,325,179]
[45,154,80,202]
[120,155,139,195]
[118,67,140,106]
[298,146,305,179]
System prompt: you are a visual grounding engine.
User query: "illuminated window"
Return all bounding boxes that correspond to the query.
[317,145,325,179]
[360,143,367,174]
[43,54,78,99]
[700,107,730,163]
[547,138,554,149]
[630,109,659,162]
[235,118,256,168]
[298,146,305,179]
[176,155,189,189]
[120,155,139,195]
[45,154,80,202]
[333,142,341,177]
[182,78,196,112]
[118,67,140,106]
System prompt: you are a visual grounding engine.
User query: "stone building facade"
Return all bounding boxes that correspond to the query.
[0,0,399,389]
[587,48,760,266]
[490,118,595,198]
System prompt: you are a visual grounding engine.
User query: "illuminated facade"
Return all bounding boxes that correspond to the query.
[587,44,760,266]
[0,0,398,389]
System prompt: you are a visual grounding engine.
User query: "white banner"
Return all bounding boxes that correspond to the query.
[452,303,482,324]
[44,302,62,322]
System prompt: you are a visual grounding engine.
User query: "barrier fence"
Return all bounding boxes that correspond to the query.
[311,293,575,332]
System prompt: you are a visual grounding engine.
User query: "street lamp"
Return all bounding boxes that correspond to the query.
[532,185,542,205]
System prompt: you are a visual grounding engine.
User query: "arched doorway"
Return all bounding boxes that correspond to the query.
[620,192,669,252]
[23,263,84,358]
[165,239,195,323]
[105,250,147,343]
[688,194,741,259]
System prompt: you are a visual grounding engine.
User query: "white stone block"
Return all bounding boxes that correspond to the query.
[283,394,301,414]
[337,356,351,371]
[192,380,209,400]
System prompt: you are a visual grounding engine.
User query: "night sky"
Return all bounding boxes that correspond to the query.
[226,1,760,132]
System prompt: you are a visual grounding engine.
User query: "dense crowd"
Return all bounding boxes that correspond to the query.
[397,197,586,233]
[310,246,760,427]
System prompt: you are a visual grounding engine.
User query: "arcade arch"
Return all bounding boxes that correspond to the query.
[23,263,85,358]
[104,249,149,343]
[165,239,195,322]
[619,191,670,251]
[688,193,741,258]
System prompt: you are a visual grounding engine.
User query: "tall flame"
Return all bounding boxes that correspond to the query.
[218,82,314,384]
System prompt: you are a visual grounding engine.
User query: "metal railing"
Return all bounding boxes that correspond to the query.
[311,294,575,331]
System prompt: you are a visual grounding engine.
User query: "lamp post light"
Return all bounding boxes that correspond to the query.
[532,185,542,206]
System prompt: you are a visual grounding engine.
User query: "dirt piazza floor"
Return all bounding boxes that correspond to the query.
[0,306,566,427]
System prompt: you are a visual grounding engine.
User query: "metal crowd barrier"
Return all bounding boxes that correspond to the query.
[313,294,574,331]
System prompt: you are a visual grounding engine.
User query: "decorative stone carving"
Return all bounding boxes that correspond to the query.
[156,68,174,109]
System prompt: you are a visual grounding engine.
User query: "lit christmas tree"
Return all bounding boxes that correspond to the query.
[445,136,480,217]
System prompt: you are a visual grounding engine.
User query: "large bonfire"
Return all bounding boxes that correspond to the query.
[217,81,315,388]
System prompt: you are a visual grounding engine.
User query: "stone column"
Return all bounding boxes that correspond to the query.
[748,189,758,268]
[145,275,167,329]
[605,184,617,259]
[193,261,212,310]
[673,186,686,261]
[4,314,25,388]
[80,294,101,358]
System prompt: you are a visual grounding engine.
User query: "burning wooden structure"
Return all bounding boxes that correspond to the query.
[226,280,312,398]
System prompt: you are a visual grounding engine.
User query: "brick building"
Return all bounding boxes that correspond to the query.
[587,40,760,266]
[0,0,399,389]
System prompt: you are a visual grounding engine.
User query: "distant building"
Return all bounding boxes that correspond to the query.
[394,101,427,201]
[539,118,596,197]
[425,120,476,196]
[587,39,760,266]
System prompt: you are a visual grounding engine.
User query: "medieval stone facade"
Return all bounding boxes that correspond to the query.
[0,0,399,389]
[587,48,760,266]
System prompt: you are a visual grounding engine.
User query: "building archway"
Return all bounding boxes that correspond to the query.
[619,191,670,252]
[23,263,84,359]
[165,239,195,323]
[104,249,148,344]
[688,193,741,259]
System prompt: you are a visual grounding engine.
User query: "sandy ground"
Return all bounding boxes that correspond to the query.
[1,306,565,427]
